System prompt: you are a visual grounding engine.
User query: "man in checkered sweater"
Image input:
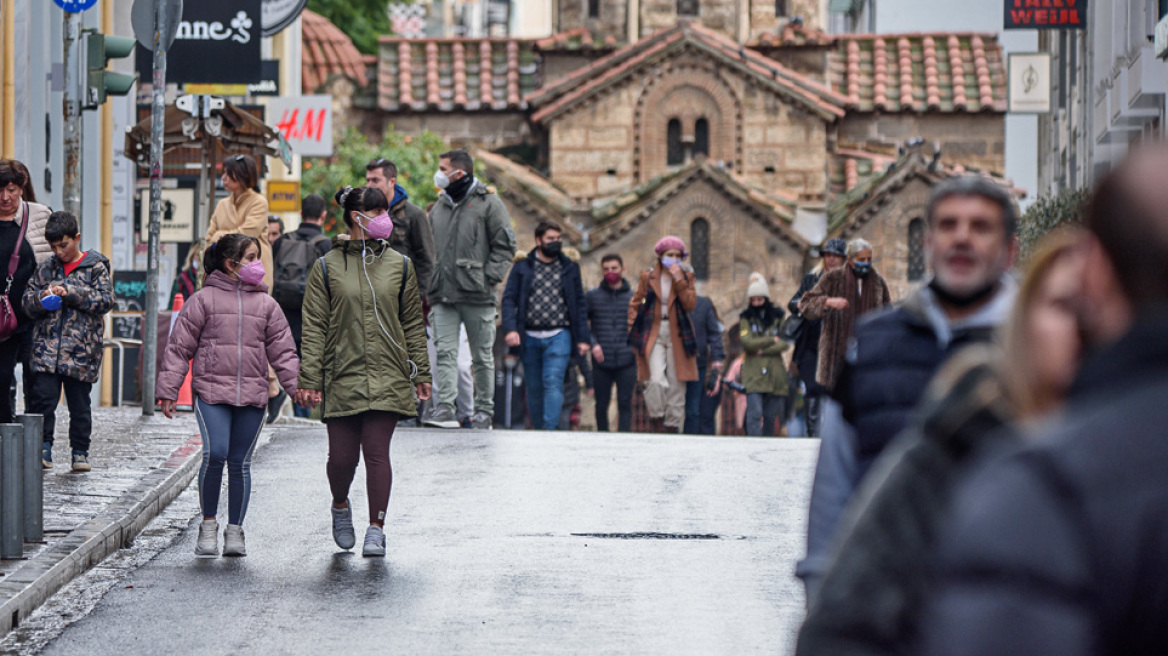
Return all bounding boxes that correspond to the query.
[501,222,591,430]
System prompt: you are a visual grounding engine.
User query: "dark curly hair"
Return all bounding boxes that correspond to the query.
[204,233,261,276]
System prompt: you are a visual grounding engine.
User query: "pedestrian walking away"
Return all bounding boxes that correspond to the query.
[156,233,300,558]
[501,221,592,430]
[684,295,726,435]
[796,176,1019,602]
[738,274,789,437]
[586,253,637,432]
[787,237,847,436]
[797,230,1086,656]
[22,211,113,472]
[919,145,1168,656]
[628,235,699,433]
[297,186,432,558]
[425,149,516,430]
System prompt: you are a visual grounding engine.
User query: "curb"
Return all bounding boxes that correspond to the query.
[0,435,203,635]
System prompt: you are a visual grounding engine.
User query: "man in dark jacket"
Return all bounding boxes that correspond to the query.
[585,253,636,432]
[788,238,847,437]
[919,145,1168,656]
[796,176,1019,602]
[501,222,591,430]
[365,157,436,300]
[684,295,725,435]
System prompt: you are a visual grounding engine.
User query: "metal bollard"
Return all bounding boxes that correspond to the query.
[0,423,24,558]
[18,414,44,542]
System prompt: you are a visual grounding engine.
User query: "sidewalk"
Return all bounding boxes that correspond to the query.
[0,406,202,635]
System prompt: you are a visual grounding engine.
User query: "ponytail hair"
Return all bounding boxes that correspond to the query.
[204,233,261,276]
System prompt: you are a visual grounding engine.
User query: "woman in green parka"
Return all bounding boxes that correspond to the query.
[295,186,431,557]
[739,272,790,437]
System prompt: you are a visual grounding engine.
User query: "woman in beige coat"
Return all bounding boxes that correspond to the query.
[627,235,697,432]
[206,154,273,289]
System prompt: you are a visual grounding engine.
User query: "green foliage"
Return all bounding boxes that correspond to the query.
[307,0,392,55]
[302,127,451,234]
[1018,188,1089,256]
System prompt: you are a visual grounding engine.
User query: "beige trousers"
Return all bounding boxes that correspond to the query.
[645,320,686,429]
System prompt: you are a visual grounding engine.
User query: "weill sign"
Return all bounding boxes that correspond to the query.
[136,0,262,84]
[1004,0,1087,30]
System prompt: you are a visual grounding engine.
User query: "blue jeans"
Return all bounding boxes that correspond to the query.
[194,399,266,525]
[522,330,572,430]
[684,364,722,435]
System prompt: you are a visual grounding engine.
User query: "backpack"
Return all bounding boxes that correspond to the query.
[273,231,331,310]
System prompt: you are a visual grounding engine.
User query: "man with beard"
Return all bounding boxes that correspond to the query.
[919,146,1168,655]
[796,176,1019,602]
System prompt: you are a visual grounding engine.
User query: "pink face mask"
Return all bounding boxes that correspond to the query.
[238,260,266,286]
[360,212,394,240]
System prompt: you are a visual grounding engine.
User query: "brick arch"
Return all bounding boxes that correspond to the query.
[634,62,743,183]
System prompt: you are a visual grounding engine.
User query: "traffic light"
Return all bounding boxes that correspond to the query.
[82,31,137,110]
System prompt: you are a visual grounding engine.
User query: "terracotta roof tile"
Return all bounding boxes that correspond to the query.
[749,22,835,47]
[301,10,368,93]
[528,22,848,123]
[534,27,620,51]
[829,32,1006,113]
[377,37,540,112]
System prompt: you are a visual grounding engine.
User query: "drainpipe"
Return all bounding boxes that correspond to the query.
[737,0,749,44]
[628,0,639,43]
[2,0,15,158]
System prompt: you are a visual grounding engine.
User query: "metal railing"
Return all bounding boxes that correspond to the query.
[0,414,45,559]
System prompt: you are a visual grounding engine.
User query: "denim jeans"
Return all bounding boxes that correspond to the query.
[522,330,572,430]
[745,392,786,437]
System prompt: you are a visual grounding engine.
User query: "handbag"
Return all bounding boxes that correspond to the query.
[779,313,805,342]
[0,203,30,342]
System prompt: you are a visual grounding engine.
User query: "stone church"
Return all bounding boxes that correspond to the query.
[320,1,1022,323]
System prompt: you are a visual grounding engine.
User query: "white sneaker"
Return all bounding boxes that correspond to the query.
[332,501,356,550]
[195,519,218,556]
[362,525,386,557]
[222,524,247,557]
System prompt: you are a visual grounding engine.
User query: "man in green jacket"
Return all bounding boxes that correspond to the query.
[424,149,517,429]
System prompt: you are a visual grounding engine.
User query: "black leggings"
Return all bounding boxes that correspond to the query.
[326,411,398,526]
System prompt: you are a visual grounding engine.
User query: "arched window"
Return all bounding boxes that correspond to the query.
[677,0,699,16]
[691,218,710,280]
[908,218,926,282]
[694,118,709,158]
[667,119,683,166]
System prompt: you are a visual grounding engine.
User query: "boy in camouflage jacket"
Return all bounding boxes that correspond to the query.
[22,211,113,471]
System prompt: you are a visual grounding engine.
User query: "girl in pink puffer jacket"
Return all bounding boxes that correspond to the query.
[157,233,299,558]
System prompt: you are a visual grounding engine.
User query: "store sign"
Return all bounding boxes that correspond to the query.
[1008,53,1052,113]
[184,61,280,96]
[269,96,334,157]
[136,0,261,84]
[1004,0,1087,30]
[267,181,302,212]
[1156,15,1168,60]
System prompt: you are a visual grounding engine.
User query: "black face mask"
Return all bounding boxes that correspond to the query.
[929,278,1000,308]
[539,241,562,258]
[852,263,872,279]
[446,172,473,202]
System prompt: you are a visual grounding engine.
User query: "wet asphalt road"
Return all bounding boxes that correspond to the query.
[39,427,818,655]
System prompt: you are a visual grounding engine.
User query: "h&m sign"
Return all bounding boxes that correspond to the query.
[1004,0,1087,30]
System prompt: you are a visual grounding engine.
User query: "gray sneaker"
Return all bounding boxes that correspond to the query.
[222,524,247,557]
[362,525,386,557]
[423,404,460,429]
[470,410,493,430]
[195,519,219,556]
[332,501,356,550]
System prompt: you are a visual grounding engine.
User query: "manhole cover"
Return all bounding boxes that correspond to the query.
[571,532,720,540]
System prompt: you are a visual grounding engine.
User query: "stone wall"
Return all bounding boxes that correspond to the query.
[373,112,533,150]
[546,53,831,200]
[839,114,1006,175]
[639,0,739,39]
[578,176,806,322]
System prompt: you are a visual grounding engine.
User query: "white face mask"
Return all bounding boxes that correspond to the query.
[434,170,451,190]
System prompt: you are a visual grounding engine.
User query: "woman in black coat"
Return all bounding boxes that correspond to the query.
[787,238,847,436]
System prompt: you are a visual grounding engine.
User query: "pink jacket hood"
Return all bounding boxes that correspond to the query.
[157,270,298,408]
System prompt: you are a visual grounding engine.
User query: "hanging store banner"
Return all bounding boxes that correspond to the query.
[1008,53,1052,113]
[1004,0,1087,30]
[269,96,334,157]
[135,0,262,84]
